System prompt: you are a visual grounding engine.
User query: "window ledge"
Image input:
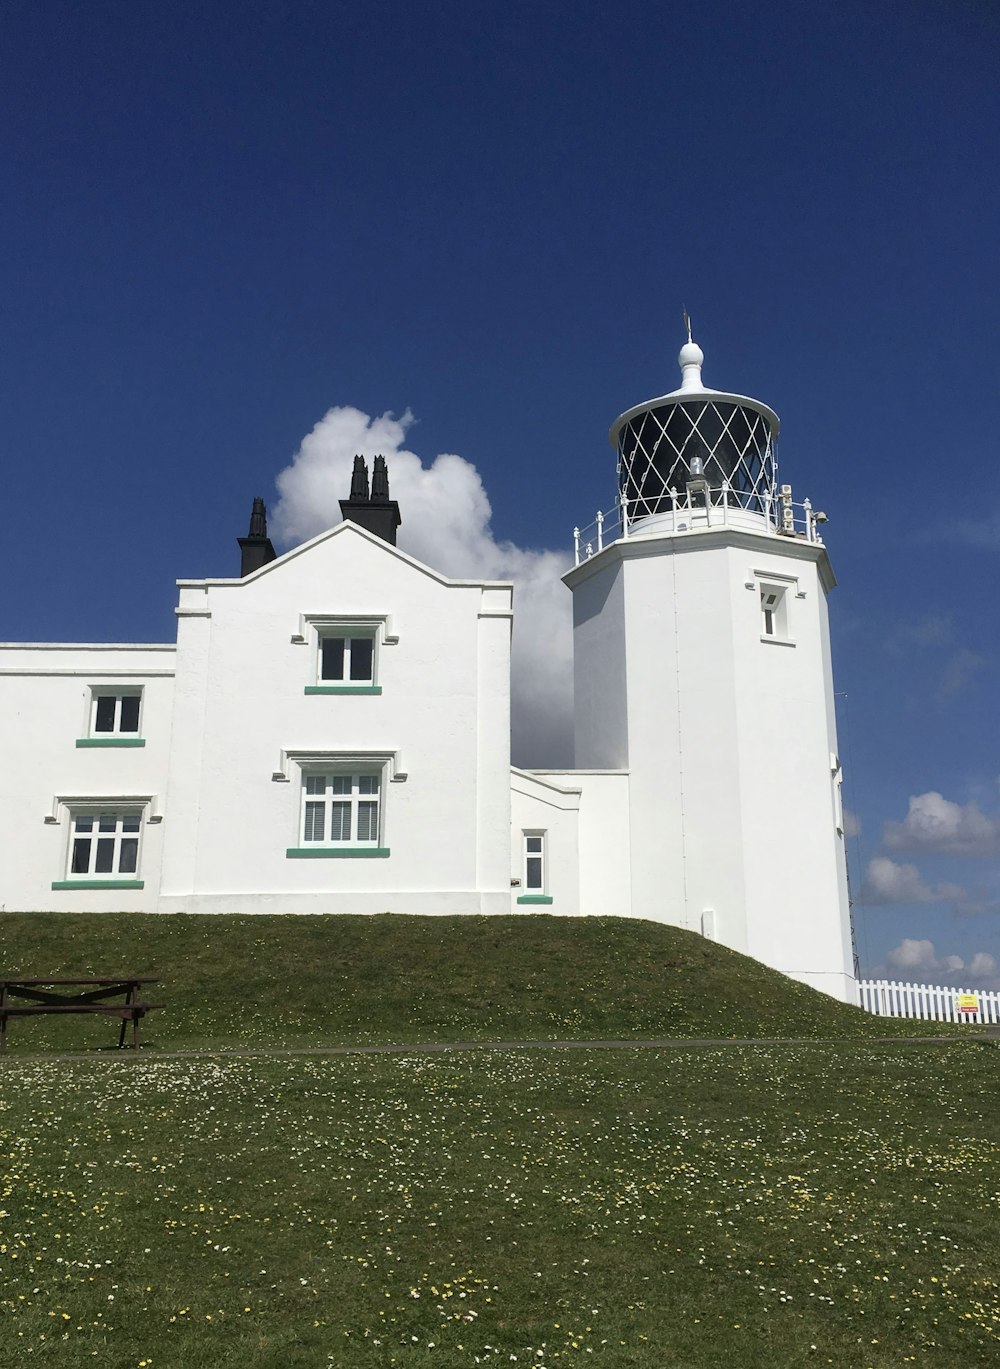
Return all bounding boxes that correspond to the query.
[517,894,554,904]
[76,737,146,747]
[759,636,796,648]
[304,686,382,695]
[286,847,390,858]
[51,879,145,890]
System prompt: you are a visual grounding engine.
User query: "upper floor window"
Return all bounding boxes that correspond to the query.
[760,586,783,637]
[320,634,374,684]
[95,691,140,733]
[303,628,382,695]
[77,690,145,747]
[758,581,794,643]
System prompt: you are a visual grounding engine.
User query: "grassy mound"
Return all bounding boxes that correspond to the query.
[2,1044,997,1367]
[0,912,926,1052]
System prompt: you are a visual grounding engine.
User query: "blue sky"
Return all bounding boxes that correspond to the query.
[3,0,998,983]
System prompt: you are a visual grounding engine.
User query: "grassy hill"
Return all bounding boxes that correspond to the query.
[2,913,996,1368]
[0,911,934,1052]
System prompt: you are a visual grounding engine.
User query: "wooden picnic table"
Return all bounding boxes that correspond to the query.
[0,977,163,1054]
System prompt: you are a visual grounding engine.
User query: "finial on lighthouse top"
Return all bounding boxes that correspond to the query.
[678,308,705,390]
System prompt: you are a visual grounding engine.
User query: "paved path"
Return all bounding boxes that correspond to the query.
[3,1032,994,1062]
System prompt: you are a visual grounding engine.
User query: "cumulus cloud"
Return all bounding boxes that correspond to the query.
[861,856,964,905]
[887,939,964,974]
[969,951,999,978]
[882,792,1000,858]
[272,406,574,767]
[884,939,1000,988]
[842,808,861,839]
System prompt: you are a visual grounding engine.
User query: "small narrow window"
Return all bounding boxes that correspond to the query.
[524,832,545,892]
[758,583,790,641]
[761,588,781,636]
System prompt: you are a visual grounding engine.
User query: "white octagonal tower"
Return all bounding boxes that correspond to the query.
[565,330,856,1000]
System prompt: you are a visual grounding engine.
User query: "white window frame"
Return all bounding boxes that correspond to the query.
[298,767,384,849]
[292,614,397,693]
[523,830,547,893]
[317,631,376,685]
[63,807,145,882]
[760,585,785,638]
[89,688,143,737]
[754,573,797,644]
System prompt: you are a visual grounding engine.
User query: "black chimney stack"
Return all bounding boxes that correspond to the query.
[238,496,277,576]
[371,454,390,500]
[348,454,370,501]
[339,455,402,545]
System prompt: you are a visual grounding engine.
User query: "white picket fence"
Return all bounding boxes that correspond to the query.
[856,978,1000,1024]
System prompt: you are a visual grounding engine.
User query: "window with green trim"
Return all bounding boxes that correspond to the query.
[524,831,546,893]
[78,688,145,746]
[94,690,141,734]
[319,634,375,685]
[67,811,142,878]
[301,771,381,847]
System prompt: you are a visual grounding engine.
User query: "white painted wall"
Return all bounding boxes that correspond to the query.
[735,553,855,999]
[530,770,631,919]
[0,643,175,911]
[572,565,628,769]
[565,525,856,1001]
[510,769,581,913]
[159,521,513,914]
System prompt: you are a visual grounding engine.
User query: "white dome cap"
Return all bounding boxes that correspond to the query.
[678,338,704,367]
[678,324,704,390]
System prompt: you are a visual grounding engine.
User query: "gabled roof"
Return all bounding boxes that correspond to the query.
[177,517,512,592]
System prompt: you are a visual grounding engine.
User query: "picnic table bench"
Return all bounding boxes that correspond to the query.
[0,978,163,1054]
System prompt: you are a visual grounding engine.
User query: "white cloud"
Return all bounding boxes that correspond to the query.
[861,856,964,905]
[842,808,861,838]
[882,792,1000,858]
[884,939,1000,989]
[272,406,574,766]
[969,951,998,978]
[887,939,962,974]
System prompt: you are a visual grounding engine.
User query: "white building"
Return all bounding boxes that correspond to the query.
[0,338,856,1000]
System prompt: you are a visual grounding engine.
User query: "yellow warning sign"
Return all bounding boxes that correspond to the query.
[956,993,980,1015]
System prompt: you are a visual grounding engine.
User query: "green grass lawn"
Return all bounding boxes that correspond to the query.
[2,1045,998,1368]
[2,915,994,1368]
[0,912,951,1052]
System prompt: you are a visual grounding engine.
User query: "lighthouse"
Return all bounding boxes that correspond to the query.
[563,329,856,1000]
